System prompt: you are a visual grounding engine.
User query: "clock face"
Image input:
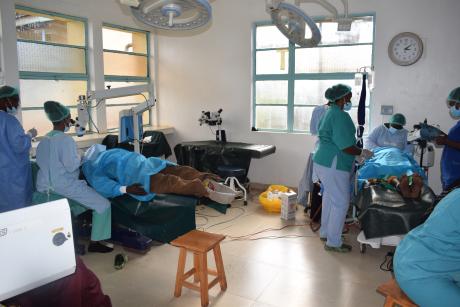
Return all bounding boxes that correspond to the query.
[388,32,423,66]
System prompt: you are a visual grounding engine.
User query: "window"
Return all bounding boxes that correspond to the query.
[16,6,88,135]
[253,16,374,133]
[102,25,150,130]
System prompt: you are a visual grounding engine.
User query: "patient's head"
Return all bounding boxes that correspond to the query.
[83,144,107,163]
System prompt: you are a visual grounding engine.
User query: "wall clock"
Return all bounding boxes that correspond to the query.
[388,32,423,66]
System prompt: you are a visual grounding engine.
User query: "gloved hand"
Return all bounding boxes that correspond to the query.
[27,128,38,138]
[356,149,374,164]
[126,183,147,196]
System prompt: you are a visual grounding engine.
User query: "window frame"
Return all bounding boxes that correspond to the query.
[252,13,375,134]
[102,23,152,130]
[16,5,89,122]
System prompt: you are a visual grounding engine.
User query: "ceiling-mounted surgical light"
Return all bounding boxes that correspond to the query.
[120,0,212,31]
[267,0,322,48]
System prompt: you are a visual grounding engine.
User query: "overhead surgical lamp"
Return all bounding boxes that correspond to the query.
[267,0,321,48]
[266,0,353,48]
[120,0,212,31]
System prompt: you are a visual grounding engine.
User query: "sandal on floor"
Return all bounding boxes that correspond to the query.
[114,253,128,270]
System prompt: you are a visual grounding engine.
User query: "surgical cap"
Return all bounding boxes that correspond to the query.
[389,113,406,126]
[325,84,352,102]
[448,87,460,104]
[83,144,107,163]
[44,100,70,123]
[0,86,19,99]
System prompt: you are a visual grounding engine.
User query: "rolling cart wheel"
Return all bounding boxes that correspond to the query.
[360,243,367,254]
[243,200,248,206]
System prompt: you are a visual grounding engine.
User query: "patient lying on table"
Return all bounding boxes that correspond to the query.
[82,144,235,204]
[358,147,426,198]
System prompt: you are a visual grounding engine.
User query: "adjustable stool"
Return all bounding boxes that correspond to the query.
[171,230,227,307]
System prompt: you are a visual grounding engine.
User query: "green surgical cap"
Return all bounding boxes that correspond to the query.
[44,100,70,123]
[448,87,460,104]
[0,86,19,99]
[325,84,352,102]
[389,113,406,126]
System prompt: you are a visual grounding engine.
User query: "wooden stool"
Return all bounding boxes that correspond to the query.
[171,230,227,307]
[377,278,418,307]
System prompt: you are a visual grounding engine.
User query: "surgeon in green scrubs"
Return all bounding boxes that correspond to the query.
[313,84,373,252]
[394,188,460,306]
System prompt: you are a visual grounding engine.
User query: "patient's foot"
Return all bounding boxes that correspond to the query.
[88,241,114,253]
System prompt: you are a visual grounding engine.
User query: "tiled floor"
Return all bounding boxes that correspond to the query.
[82,194,393,307]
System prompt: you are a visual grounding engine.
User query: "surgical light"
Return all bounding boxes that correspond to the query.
[120,0,212,31]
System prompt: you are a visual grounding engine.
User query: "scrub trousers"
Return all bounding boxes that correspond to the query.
[313,159,352,247]
[54,184,112,242]
[396,276,460,307]
[149,165,219,198]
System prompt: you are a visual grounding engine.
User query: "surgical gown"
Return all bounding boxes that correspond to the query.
[394,188,460,306]
[364,124,413,154]
[0,111,32,213]
[82,148,175,202]
[36,131,111,241]
[441,121,460,190]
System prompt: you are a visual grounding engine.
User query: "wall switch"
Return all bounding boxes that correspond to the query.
[381,105,394,115]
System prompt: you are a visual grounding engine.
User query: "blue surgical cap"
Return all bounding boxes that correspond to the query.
[448,87,460,104]
[389,113,406,126]
[0,86,19,99]
[325,84,352,103]
[44,100,70,123]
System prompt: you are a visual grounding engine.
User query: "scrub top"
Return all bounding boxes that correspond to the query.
[394,188,460,281]
[0,111,33,212]
[313,104,356,172]
[441,121,460,190]
[365,124,413,154]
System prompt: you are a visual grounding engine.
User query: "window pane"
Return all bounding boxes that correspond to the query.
[256,81,288,105]
[16,9,85,46]
[103,27,147,54]
[104,82,149,106]
[318,17,374,45]
[294,107,314,131]
[295,45,372,73]
[103,52,148,77]
[294,79,370,106]
[256,106,287,130]
[18,41,85,73]
[19,79,86,108]
[22,108,77,136]
[256,50,289,75]
[106,106,150,130]
[256,25,289,49]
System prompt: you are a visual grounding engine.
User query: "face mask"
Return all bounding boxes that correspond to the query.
[6,106,18,115]
[343,101,352,111]
[450,106,460,118]
[388,127,398,134]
